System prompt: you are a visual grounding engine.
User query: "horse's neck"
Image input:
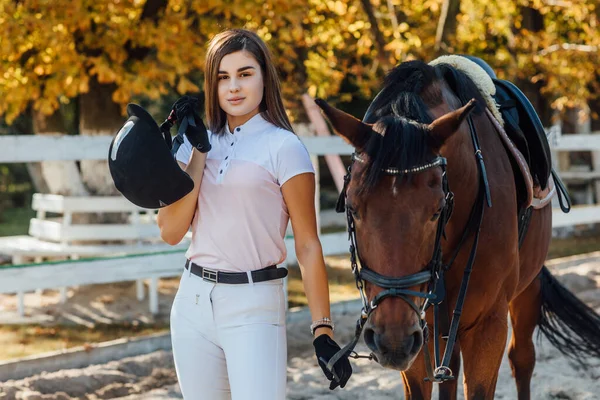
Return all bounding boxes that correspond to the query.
[445,119,480,198]
[443,115,486,245]
[444,110,516,249]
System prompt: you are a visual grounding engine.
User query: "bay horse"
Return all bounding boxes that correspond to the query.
[315,60,600,399]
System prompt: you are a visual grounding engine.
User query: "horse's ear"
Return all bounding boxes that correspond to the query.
[314,98,374,152]
[427,99,477,150]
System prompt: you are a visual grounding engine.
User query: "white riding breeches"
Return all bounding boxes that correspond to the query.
[170,268,287,400]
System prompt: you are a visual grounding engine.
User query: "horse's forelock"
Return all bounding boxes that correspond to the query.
[359,117,433,195]
[357,61,486,196]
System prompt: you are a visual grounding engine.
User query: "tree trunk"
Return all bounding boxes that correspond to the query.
[6,110,49,193]
[32,108,89,196]
[590,97,600,132]
[435,0,461,54]
[78,77,124,195]
[516,6,553,126]
[25,163,49,193]
[73,0,166,196]
[589,73,600,132]
[359,0,388,66]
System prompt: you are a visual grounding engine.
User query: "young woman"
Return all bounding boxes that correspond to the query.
[157,29,352,399]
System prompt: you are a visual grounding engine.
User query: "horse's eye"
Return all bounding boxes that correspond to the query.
[431,206,443,221]
[347,205,360,219]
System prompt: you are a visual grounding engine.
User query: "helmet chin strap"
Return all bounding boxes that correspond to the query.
[169,116,189,158]
[160,108,194,159]
[160,108,177,153]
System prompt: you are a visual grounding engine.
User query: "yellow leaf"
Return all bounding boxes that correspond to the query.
[176,77,201,94]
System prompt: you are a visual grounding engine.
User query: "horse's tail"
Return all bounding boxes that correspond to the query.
[538,266,600,364]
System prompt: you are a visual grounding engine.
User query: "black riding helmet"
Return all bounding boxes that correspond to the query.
[108,103,194,209]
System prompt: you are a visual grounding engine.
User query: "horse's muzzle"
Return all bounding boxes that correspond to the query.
[363,324,423,371]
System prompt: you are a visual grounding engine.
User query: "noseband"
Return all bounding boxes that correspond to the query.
[326,114,491,383]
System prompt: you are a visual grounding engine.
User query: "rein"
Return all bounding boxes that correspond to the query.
[326,114,491,383]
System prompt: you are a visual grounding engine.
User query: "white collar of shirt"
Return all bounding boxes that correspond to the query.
[224,112,272,136]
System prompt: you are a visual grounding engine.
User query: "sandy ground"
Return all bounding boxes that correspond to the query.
[1,255,599,399]
[0,278,180,327]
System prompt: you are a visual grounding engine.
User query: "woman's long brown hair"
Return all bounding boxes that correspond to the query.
[204,29,293,134]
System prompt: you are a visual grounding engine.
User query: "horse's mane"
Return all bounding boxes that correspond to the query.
[359,60,487,193]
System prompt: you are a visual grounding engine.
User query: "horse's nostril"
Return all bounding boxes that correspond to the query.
[364,327,376,352]
[409,329,423,354]
[403,331,415,354]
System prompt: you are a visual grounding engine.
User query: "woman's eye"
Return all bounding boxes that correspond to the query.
[218,75,228,80]
[240,73,251,77]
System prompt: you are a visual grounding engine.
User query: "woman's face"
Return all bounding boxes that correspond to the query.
[217,50,264,126]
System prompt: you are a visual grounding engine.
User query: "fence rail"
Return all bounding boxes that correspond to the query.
[1,133,600,230]
[2,131,600,162]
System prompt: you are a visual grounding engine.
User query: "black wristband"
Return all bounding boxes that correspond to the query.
[311,324,334,336]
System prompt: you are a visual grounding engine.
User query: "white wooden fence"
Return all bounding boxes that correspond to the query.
[546,125,600,227]
[0,233,352,315]
[0,128,599,314]
[3,129,599,227]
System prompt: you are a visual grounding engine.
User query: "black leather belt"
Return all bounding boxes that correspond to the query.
[184,260,288,284]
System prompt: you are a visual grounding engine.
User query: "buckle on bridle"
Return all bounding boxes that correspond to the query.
[202,268,218,283]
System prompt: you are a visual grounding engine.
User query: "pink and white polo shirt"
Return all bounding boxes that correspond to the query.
[176,113,315,273]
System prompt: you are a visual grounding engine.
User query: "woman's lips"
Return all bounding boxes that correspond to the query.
[227,97,245,105]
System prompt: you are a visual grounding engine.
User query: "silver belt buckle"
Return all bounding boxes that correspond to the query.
[202,268,218,283]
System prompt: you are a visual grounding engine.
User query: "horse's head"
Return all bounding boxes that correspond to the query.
[315,63,479,370]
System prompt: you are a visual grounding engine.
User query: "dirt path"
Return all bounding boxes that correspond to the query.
[121,333,600,400]
[2,308,599,400]
[1,256,599,399]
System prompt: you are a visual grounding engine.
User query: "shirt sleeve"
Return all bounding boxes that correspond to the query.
[175,134,193,166]
[277,134,315,186]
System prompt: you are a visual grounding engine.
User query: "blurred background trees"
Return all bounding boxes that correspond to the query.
[0,0,598,200]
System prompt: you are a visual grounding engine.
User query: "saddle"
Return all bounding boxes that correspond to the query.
[440,55,570,209]
[453,56,551,190]
[492,78,551,190]
[431,55,571,246]
[466,56,570,213]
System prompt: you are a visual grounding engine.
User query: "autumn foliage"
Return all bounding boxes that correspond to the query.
[1,0,598,125]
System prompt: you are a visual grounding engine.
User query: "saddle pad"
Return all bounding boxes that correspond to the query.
[429,55,504,126]
[486,108,534,208]
[532,174,556,210]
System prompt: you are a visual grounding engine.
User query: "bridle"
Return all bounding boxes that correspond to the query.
[326,114,492,383]
[347,154,450,319]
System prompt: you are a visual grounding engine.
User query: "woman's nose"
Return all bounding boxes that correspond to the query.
[229,78,240,92]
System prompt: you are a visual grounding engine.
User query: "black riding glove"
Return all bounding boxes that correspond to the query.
[313,334,353,390]
[172,96,211,153]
